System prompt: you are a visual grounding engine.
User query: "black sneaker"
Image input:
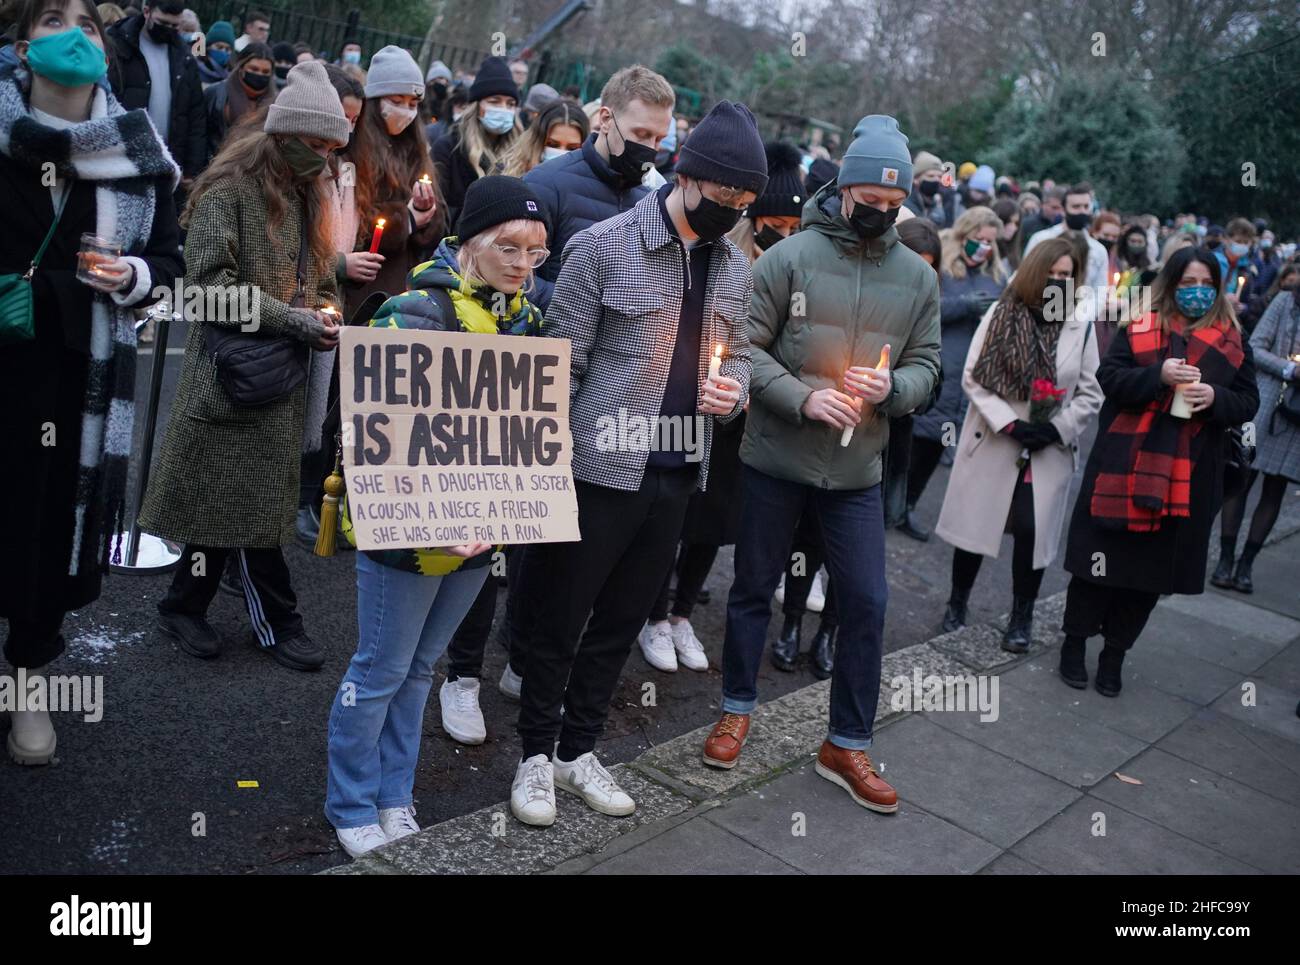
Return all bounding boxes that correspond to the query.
[266,630,325,671]
[157,612,222,659]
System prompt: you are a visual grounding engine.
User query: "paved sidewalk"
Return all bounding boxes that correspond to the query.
[330,532,1300,875]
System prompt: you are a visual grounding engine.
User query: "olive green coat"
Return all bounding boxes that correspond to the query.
[740,184,942,490]
[139,177,337,548]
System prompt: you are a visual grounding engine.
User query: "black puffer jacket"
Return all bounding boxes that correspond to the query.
[107,15,206,179]
[523,135,649,282]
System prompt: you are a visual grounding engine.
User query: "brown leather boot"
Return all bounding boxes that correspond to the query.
[814,740,898,813]
[702,712,751,769]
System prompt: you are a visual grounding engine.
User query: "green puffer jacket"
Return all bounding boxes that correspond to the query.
[740,183,942,490]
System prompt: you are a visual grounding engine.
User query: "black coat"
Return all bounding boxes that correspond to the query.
[107,16,207,178]
[680,414,745,546]
[1063,324,1259,596]
[523,135,649,282]
[0,153,182,620]
[431,127,484,229]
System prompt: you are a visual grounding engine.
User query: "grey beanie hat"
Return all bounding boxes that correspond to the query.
[524,83,559,113]
[838,114,913,191]
[265,61,351,145]
[425,59,452,84]
[364,45,425,99]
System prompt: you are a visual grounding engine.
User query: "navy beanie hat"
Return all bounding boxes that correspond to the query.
[838,114,913,191]
[674,100,769,195]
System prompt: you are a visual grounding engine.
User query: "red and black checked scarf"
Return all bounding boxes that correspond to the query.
[1090,312,1244,532]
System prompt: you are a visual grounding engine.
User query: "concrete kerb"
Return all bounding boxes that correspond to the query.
[321,592,1064,875]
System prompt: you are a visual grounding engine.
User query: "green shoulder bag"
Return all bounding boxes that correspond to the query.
[0,189,70,345]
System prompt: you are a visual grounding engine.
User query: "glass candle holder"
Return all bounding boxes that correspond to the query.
[77,233,121,285]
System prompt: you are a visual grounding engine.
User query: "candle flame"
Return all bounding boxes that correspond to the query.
[376,218,386,228]
[713,343,723,359]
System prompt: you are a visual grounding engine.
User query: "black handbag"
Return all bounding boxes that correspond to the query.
[1268,308,1300,434]
[205,212,312,407]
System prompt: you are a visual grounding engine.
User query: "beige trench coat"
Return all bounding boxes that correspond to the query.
[935,304,1104,569]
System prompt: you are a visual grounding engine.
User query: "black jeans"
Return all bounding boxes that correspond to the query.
[518,467,698,760]
[906,436,946,507]
[649,542,720,622]
[951,469,1044,600]
[882,414,912,526]
[445,576,499,680]
[444,544,536,679]
[159,545,304,645]
[1062,575,1160,651]
[782,510,836,626]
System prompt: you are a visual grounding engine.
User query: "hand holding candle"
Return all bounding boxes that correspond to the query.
[368,218,386,254]
[700,343,741,416]
[412,175,435,212]
[841,344,891,446]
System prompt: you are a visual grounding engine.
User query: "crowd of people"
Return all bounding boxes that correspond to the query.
[2,0,1298,862]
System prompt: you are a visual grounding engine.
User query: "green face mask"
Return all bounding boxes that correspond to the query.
[280,137,327,181]
[24,27,108,88]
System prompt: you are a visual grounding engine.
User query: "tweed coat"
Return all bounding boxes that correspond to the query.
[139,177,338,547]
[1248,290,1300,482]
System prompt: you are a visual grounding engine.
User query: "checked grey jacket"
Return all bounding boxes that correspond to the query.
[545,189,754,492]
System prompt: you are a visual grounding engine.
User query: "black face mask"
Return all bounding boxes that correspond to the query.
[608,114,657,188]
[1206,238,1222,250]
[242,70,270,93]
[684,186,742,243]
[847,200,897,240]
[754,225,787,251]
[1041,278,1071,320]
[1065,211,1092,231]
[1126,237,1146,252]
[1098,237,1114,249]
[147,20,178,45]
[274,64,290,81]
[919,179,941,197]
[431,82,448,99]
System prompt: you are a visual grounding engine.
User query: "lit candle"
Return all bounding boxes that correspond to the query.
[419,174,432,186]
[841,344,891,447]
[1112,271,1120,287]
[368,218,386,254]
[1236,275,1246,296]
[708,343,723,380]
[321,305,340,320]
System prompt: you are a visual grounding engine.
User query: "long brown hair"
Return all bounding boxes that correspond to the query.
[350,96,444,245]
[182,125,337,273]
[1006,237,1080,310]
[1152,246,1240,332]
[500,100,589,178]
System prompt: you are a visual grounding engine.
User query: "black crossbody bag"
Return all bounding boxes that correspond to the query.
[204,212,312,407]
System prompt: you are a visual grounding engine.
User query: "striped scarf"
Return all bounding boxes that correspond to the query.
[1090,312,1244,532]
[0,64,179,573]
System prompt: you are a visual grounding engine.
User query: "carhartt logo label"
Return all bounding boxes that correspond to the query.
[50,895,151,945]
[526,200,538,211]
[881,167,899,184]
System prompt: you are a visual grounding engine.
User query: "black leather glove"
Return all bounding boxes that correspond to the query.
[1008,420,1060,452]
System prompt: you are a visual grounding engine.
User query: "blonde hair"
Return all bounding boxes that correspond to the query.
[455,106,521,179]
[726,218,761,262]
[599,65,675,113]
[1159,233,1193,265]
[457,219,548,294]
[940,206,1005,282]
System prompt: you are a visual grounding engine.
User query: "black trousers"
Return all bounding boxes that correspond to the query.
[649,542,720,621]
[951,470,1044,600]
[882,414,912,526]
[445,545,536,679]
[518,467,698,760]
[159,545,304,646]
[1062,575,1160,651]
[3,610,65,670]
[782,509,837,626]
[906,436,946,507]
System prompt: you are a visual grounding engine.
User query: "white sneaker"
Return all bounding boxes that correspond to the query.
[498,662,523,701]
[670,619,708,671]
[336,823,389,859]
[774,574,785,605]
[807,568,827,613]
[638,620,678,672]
[378,805,420,842]
[439,677,486,745]
[553,751,635,816]
[511,754,556,826]
[7,709,56,766]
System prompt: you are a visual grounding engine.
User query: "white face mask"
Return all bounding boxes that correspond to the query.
[541,146,567,162]
[379,100,418,136]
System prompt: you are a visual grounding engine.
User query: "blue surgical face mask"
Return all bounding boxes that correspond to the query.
[23,27,108,88]
[343,50,361,65]
[1259,238,1273,250]
[541,146,567,162]
[1175,285,1216,319]
[481,105,516,134]
[209,47,230,66]
[1228,241,1249,258]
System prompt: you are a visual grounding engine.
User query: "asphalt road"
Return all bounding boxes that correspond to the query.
[1,323,1280,874]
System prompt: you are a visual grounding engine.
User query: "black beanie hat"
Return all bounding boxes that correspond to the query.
[805,157,840,197]
[674,100,769,195]
[469,56,520,103]
[747,142,806,219]
[456,175,550,245]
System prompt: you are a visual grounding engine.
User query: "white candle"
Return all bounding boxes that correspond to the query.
[1170,382,1196,419]
[841,344,891,447]
[708,343,723,380]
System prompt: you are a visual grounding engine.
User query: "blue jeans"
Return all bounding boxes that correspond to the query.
[325,554,489,829]
[721,466,888,749]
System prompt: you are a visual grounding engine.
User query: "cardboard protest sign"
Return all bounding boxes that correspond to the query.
[339,327,581,550]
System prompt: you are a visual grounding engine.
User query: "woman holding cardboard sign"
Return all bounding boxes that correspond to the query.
[325,175,549,859]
